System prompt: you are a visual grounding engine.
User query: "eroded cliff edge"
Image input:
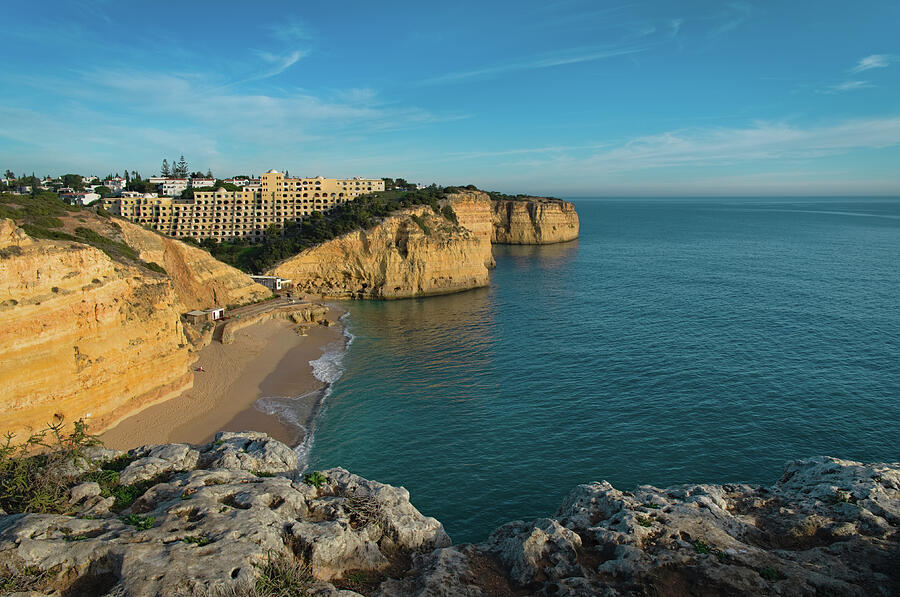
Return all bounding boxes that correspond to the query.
[492,195,580,245]
[269,197,494,299]
[0,218,270,439]
[1,432,895,596]
[269,190,579,299]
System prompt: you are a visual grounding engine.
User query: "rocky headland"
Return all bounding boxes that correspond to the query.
[1,432,896,596]
[0,217,270,440]
[269,191,579,299]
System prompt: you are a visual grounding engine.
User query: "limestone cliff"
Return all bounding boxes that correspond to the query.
[0,220,193,440]
[269,205,493,299]
[491,195,580,244]
[1,433,896,596]
[116,220,270,311]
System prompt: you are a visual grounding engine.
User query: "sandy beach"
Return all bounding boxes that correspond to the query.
[101,308,345,451]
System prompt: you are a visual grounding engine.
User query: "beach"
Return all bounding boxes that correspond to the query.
[101,307,345,451]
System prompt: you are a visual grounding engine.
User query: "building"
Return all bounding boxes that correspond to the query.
[60,191,100,205]
[162,179,189,197]
[103,170,385,243]
[104,177,127,194]
[249,275,292,291]
[191,178,215,189]
[184,307,225,324]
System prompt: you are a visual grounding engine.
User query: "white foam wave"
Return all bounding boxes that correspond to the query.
[310,347,346,385]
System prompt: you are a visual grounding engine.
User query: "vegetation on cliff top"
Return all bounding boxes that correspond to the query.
[0,192,166,274]
[198,185,461,273]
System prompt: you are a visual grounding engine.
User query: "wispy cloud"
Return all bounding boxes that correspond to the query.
[419,46,648,85]
[253,49,309,78]
[708,2,753,38]
[821,80,874,94]
[850,54,894,73]
[486,117,900,177]
[265,19,314,43]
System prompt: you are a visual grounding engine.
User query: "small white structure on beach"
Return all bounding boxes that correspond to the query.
[249,275,292,291]
[184,307,226,325]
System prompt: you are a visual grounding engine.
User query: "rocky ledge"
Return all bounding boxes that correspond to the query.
[0,434,897,596]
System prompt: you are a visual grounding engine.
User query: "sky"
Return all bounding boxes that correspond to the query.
[1,0,899,196]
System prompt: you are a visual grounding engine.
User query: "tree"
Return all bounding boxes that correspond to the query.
[124,170,130,183]
[206,169,212,178]
[61,174,84,191]
[175,155,188,178]
[161,159,170,177]
[4,170,14,181]
[94,186,112,198]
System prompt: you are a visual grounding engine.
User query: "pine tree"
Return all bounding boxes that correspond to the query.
[206,169,212,178]
[161,159,170,177]
[176,155,188,178]
[124,170,130,182]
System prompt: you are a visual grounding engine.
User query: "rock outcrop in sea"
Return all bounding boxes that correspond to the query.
[1,432,896,596]
[269,191,580,299]
[0,218,270,440]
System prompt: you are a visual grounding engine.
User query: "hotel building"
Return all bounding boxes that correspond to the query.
[103,170,385,242]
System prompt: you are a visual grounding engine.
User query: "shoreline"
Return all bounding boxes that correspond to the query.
[100,305,345,451]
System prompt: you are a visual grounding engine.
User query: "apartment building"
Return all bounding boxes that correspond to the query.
[103,170,384,242]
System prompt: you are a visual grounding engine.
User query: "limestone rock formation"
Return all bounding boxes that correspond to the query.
[269,205,493,299]
[116,220,271,311]
[382,455,900,596]
[0,217,275,441]
[267,191,579,299]
[491,196,580,245]
[0,220,194,441]
[0,433,450,597]
[1,439,896,596]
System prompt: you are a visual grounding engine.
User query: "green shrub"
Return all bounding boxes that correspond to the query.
[303,471,327,488]
[694,539,711,554]
[182,535,211,546]
[142,261,166,275]
[760,566,779,581]
[441,204,458,225]
[121,514,155,530]
[410,214,430,235]
[0,418,101,514]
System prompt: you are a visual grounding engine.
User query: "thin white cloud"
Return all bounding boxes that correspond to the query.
[253,49,308,78]
[419,46,648,85]
[476,117,900,178]
[821,80,874,94]
[265,19,314,42]
[850,54,894,73]
[708,2,752,38]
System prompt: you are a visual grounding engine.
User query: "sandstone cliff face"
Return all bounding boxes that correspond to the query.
[269,206,492,299]
[267,191,577,299]
[1,434,896,597]
[491,196,579,244]
[0,220,193,440]
[116,220,270,311]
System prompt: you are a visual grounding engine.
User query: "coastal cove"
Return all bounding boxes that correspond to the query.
[306,197,900,544]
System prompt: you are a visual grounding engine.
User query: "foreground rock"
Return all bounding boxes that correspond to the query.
[1,436,896,596]
[0,432,449,596]
[384,455,900,596]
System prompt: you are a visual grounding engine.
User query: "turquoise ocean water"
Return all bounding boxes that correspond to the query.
[301,198,900,544]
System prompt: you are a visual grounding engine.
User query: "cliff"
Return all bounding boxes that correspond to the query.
[115,220,271,311]
[268,191,579,299]
[1,432,896,596]
[0,219,193,441]
[0,217,271,440]
[269,202,493,299]
[491,195,580,244]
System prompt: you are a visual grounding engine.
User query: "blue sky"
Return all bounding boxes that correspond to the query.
[2,0,899,196]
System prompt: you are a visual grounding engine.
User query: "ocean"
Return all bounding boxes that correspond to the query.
[301,197,900,544]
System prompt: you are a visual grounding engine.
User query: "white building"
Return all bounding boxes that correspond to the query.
[249,275,292,291]
[162,179,189,196]
[190,178,215,189]
[60,192,100,205]
[104,177,127,194]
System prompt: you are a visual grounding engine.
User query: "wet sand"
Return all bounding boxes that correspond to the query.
[101,313,344,450]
